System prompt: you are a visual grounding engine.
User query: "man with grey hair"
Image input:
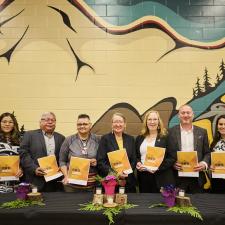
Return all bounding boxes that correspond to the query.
[168,105,211,193]
[19,112,65,191]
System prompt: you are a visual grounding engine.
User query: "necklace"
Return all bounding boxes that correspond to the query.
[79,138,89,155]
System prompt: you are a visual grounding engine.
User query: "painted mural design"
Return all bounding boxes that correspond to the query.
[0,0,224,138]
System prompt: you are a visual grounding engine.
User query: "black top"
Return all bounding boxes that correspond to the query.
[135,135,175,188]
[97,132,137,192]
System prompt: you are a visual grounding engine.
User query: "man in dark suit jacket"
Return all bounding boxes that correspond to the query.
[168,105,211,193]
[19,112,65,191]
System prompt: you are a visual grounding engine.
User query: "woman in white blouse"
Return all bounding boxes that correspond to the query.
[135,111,175,193]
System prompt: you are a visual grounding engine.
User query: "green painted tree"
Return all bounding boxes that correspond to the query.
[203,67,212,92]
[195,77,204,97]
[219,59,225,79]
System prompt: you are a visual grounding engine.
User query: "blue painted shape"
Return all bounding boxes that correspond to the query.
[169,80,225,127]
[83,0,225,42]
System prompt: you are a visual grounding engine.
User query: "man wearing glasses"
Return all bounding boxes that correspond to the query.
[19,112,65,192]
[59,114,100,192]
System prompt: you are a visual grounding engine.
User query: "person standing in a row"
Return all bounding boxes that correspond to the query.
[59,114,99,192]
[135,111,175,193]
[168,105,211,193]
[210,114,225,193]
[0,112,23,193]
[19,112,65,192]
[97,112,137,193]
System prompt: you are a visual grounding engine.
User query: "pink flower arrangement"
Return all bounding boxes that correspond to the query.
[101,175,117,195]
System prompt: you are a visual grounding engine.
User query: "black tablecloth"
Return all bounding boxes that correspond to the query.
[0,193,225,225]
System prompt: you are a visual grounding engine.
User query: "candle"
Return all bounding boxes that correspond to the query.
[119,187,125,194]
[107,196,114,204]
[96,187,102,195]
[32,187,38,193]
[179,190,185,197]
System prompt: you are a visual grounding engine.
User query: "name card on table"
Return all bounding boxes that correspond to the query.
[177,151,199,177]
[143,146,165,171]
[211,152,225,179]
[0,155,19,181]
[38,155,63,182]
[68,157,90,186]
[107,149,133,175]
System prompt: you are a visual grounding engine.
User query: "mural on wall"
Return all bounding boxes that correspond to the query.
[0,0,224,138]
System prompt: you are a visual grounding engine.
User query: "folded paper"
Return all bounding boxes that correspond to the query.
[177,151,199,177]
[107,149,132,175]
[143,146,165,170]
[211,152,225,179]
[68,157,90,185]
[0,155,19,181]
[38,155,63,182]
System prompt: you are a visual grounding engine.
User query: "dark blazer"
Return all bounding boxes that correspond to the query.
[19,129,65,191]
[135,135,175,188]
[97,132,137,192]
[167,125,211,187]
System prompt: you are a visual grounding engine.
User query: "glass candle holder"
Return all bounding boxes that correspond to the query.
[96,187,102,195]
[119,187,125,194]
[179,189,185,197]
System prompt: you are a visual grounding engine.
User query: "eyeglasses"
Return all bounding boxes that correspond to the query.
[112,120,124,124]
[41,118,56,122]
[77,123,90,127]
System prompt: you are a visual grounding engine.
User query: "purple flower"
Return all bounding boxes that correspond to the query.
[161,185,178,207]
[105,175,116,181]
[16,183,31,200]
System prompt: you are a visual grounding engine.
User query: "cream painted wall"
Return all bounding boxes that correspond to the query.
[0,0,224,136]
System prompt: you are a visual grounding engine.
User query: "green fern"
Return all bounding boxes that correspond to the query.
[79,202,137,224]
[150,203,203,221]
[79,202,103,211]
[1,199,45,209]
[123,203,138,209]
[167,206,203,221]
[103,207,121,225]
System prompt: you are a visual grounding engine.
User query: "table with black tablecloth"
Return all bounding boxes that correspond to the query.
[0,193,225,225]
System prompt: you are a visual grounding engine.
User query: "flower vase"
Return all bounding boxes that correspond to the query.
[102,179,117,195]
[16,183,31,200]
[163,195,176,208]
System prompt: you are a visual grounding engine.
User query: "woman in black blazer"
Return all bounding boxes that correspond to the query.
[135,110,175,193]
[210,114,225,193]
[97,112,137,193]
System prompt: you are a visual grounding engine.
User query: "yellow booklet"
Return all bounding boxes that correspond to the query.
[38,155,63,182]
[211,152,225,179]
[68,157,90,185]
[177,151,199,177]
[0,156,19,181]
[143,146,165,170]
[107,149,133,175]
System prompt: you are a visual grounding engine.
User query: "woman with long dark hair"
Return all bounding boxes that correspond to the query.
[210,114,225,193]
[0,112,23,193]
